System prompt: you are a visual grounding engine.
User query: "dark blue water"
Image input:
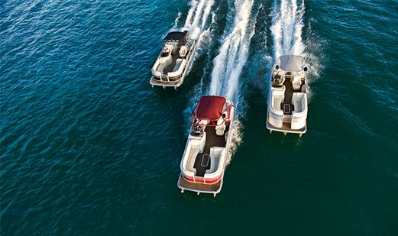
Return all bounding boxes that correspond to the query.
[1,0,398,235]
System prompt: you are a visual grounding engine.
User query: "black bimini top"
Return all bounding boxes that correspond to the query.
[163,31,188,42]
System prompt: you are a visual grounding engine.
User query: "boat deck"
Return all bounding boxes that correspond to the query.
[283,76,294,104]
[178,175,222,193]
[282,76,294,115]
[204,125,228,153]
[193,125,228,176]
[163,48,181,73]
[280,75,305,115]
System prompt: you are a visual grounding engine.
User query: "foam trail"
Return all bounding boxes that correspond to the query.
[184,0,198,28]
[190,0,206,30]
[201,0,215,30]
[209,0,255,102]
[271,0,305,60]
[184,0,215,39]
[172,12,182,30]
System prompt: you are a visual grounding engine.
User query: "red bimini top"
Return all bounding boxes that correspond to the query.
[192,96,232,126]
[196,96,226,120]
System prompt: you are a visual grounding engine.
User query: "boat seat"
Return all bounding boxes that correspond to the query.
[273,96,283,111]
[173,59,183,72]
[215,115,226,136]
[273,74,285,86]
[292,93,306,112]
[292,76,302,91]
[206,148,223,174]
[186,147,199,172]
[179,46,188,58]
[158,54,171,65]
[272,88,285,111]
[210,147,223,157]
[206,156,220,174]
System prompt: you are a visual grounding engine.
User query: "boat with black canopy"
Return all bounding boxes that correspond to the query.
[150,31,197,89]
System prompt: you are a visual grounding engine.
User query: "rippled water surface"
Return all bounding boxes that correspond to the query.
[1,0,398,235]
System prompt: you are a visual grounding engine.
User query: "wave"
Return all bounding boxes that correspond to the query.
[226,119,243,164]
[270,0,305,60]
[171,12,182,30]
[209,0,255,103]
[183,0,215,39]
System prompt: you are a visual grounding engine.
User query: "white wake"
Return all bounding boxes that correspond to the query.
[209,0,255,103]
[270,0,305,60]
[183,0,215,39]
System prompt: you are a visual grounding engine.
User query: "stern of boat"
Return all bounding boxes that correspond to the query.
[177,174,223,196]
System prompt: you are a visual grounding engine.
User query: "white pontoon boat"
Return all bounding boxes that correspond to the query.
[178,96,235,196]
[266,55,309,135]
[150,31,197,89]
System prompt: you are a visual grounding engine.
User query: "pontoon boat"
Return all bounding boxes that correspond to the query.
[178,96,235,196]
[150,31,197,89]
[266,55,308,136]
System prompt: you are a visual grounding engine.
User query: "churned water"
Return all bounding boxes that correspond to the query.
[1,0,398,235]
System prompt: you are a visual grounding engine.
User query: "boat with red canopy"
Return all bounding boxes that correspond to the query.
[177,96,235,196]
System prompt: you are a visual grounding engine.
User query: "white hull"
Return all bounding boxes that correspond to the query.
[266,55,308,135]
